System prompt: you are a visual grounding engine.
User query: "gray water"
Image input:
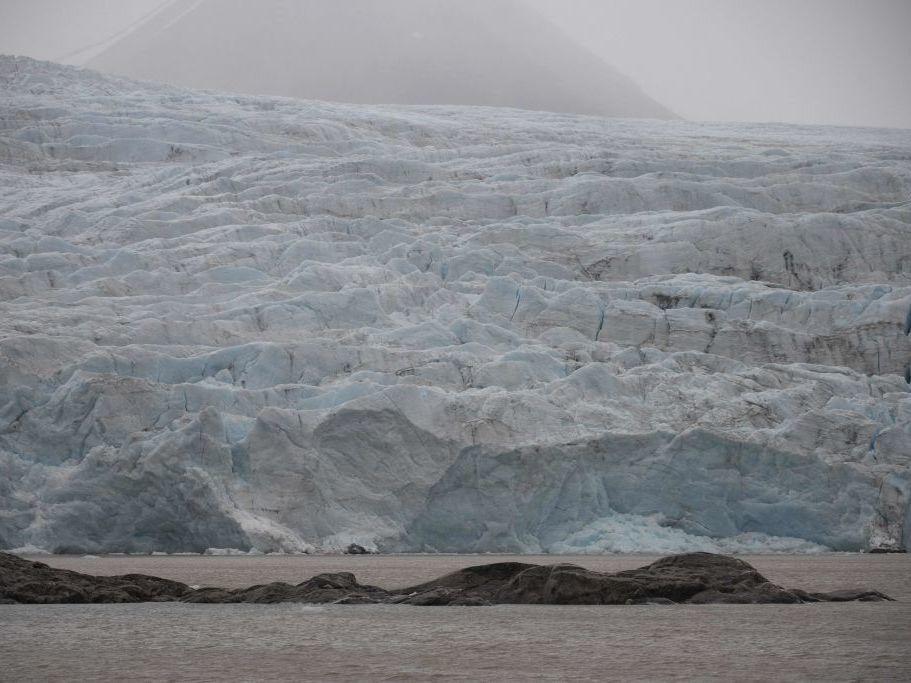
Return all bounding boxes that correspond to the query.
[2,554,910,681]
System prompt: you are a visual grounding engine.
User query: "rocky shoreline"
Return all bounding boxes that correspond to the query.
[0,552,894,606]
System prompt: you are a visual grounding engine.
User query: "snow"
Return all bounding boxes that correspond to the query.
[203,548,263,557]
[548,515,831,555]
[0,56,909,555]
[7,544,51,556]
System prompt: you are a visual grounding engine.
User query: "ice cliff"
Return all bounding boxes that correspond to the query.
[1,57,909,554]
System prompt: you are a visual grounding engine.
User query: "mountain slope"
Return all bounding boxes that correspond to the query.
[86,0,675,119]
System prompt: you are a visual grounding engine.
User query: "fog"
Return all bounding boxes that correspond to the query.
[529,0,911,129]
[1,0,909,128]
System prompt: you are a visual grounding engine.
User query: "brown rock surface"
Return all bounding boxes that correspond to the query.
[0,552,191,604]
[0,552,894,606]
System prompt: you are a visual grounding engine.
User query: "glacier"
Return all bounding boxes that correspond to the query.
[0,56,909,554]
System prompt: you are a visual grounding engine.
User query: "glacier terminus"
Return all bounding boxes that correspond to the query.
[0,57,909,555]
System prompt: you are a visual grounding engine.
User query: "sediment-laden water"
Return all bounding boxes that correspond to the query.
[2,554,909,681]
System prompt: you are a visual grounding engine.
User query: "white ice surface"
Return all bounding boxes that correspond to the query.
[0,57,909,554]
[548,515,830,555]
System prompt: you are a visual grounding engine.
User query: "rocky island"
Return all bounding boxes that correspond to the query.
[0,552,893,606]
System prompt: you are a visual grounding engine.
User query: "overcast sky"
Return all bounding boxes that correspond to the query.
[528,0,911,129]
[1,0,909,128]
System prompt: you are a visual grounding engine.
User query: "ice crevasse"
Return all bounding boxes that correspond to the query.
[0,56,909,554]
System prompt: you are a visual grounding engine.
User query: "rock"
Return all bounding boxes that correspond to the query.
[796,589,894,603]
[332,595,382,605]
[222,573,389,605]
[0,552,895,606]
[0,552,191,604]
[402,553,899,606]
[182,587,234,604]
[686,584,802,605]
[345,544,370,555]
[399,587,464,606]
[417,554,810,605]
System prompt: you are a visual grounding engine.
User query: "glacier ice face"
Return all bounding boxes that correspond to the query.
[0,56,909,554]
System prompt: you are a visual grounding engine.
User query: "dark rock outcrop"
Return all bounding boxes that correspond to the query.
[0,552,191,604]
[392,553,869,606]
[183,572,389,605]
[0,552,894,606]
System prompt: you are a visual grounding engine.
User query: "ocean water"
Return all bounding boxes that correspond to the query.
[2,554,909,681]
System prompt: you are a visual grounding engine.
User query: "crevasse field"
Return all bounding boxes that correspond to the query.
[1,56,909,555]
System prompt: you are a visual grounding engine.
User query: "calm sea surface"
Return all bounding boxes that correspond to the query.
[2,554,909,681]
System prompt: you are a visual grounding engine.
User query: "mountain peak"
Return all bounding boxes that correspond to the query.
[87,0,675,119]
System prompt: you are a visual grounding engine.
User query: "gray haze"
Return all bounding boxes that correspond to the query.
[528,0,911,129]
[81,0,675,120]
[1,0,909,128]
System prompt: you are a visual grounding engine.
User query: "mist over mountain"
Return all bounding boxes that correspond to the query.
[85,0,674,119]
